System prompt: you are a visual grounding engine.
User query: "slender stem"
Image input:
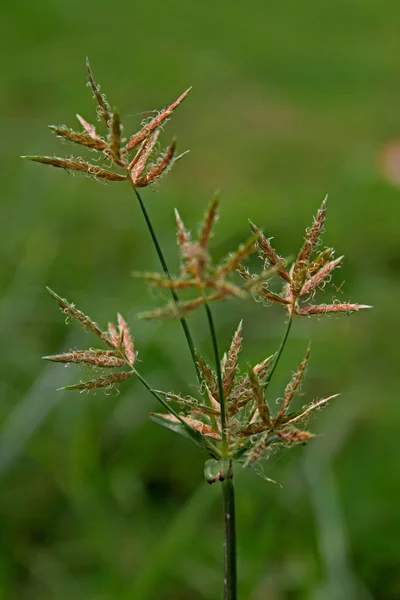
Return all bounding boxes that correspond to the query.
[222,464,237,600]
[204,301,227,452]
[264,309,294,391]
[131,184,201,384]
[133,368,187,423]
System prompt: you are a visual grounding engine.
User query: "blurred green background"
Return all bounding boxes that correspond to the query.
[1,1,400,598]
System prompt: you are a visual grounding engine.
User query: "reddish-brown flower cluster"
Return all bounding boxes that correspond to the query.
[43,288,136,392]
[152,321,337,477]
[239,196,371,317]
[22,59,189,188]
[136,195,278,319]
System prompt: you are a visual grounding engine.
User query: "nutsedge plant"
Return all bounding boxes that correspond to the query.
[23,60,371,600]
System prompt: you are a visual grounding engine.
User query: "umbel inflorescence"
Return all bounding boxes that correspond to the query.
[22,58,189,187]
[25,61,370,482]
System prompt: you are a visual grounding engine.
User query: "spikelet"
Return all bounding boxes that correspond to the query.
[43,349,125,368]
[295,303,372,316]
[117,313,136,366]
[107,110,122,165]
[128,130,160,175]
[22,156,127,181]
[155,413,220,439]
[108,321,120,348]
[243,432,269,466]
[175,208,191,249]
[157,390,219,416]
[58,370,133,392]
[216,232,260,278]
[299,256,343,297]
[292,196,328,283]
[275,346,310,424]
[86,58,112,127]
[250,222,291,282]
[46,287,113,346]
[248,368,271,427]
[195,353,218,396]
[222,321,242,397]
[307,247,334,278]
[277,428,315,443]
[199,194,219,249]
[286,394,340,425]
[133,271,197,290]
[49,126,107,151]
[76,114,103,141]
[133,138,177,187]
[237,422,270,437]
[122,87,191,152]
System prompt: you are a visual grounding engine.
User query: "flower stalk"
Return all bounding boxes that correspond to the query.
[222,466,237,600]
[25,60,371,600]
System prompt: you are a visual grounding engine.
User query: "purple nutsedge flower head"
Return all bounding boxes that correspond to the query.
[22,58,190,189]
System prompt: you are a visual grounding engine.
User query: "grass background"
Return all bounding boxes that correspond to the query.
[1,1,400,598]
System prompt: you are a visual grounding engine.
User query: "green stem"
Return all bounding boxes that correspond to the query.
[264,310,294,392]
[222,463,237,600]
[131,185,201,384]
[204,301,227,452]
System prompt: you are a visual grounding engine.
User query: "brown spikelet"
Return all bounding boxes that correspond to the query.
[293,196,328,280]
[307,248,334,278]
[253,355,275,379]
[58,370,133,392]
[133,271,197,290]
[300,256,343,297]
[117,313,136,366]
[86,58,112,127]
[185,398,220,417]
[237,264,288,304]
[307,195,328,250]
[22,156,127,181]
[277,428,315,443]
[195,353,218,396]
[216,233,260,278]
[228,355,274,415]
[128,129,160,175]
[237,422,269,437]
[49,126,107,151]
[140,293,225,320]
[238,266,291,305]
[275,346,310,423]
[138,303,178,320]
[248,368,271,427]
[108,321,120,347]
[222,321,243,397]
[43,350,125,368]
[250,222,291,282]
[157,390,219,416]
[133,138,176,187]
[157,413,221,439]
[286,394,340,425]
[199,194,219,249]
[175,208,190,248]
[107,110,122,165]
[46,287,114,345]
[176,296,209,316]
[244,432,269,466]
[213,280,245,298]
[295,303,372,316]
[76,114,103,141]
[205,386,222,414]
[123,87,192,152]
